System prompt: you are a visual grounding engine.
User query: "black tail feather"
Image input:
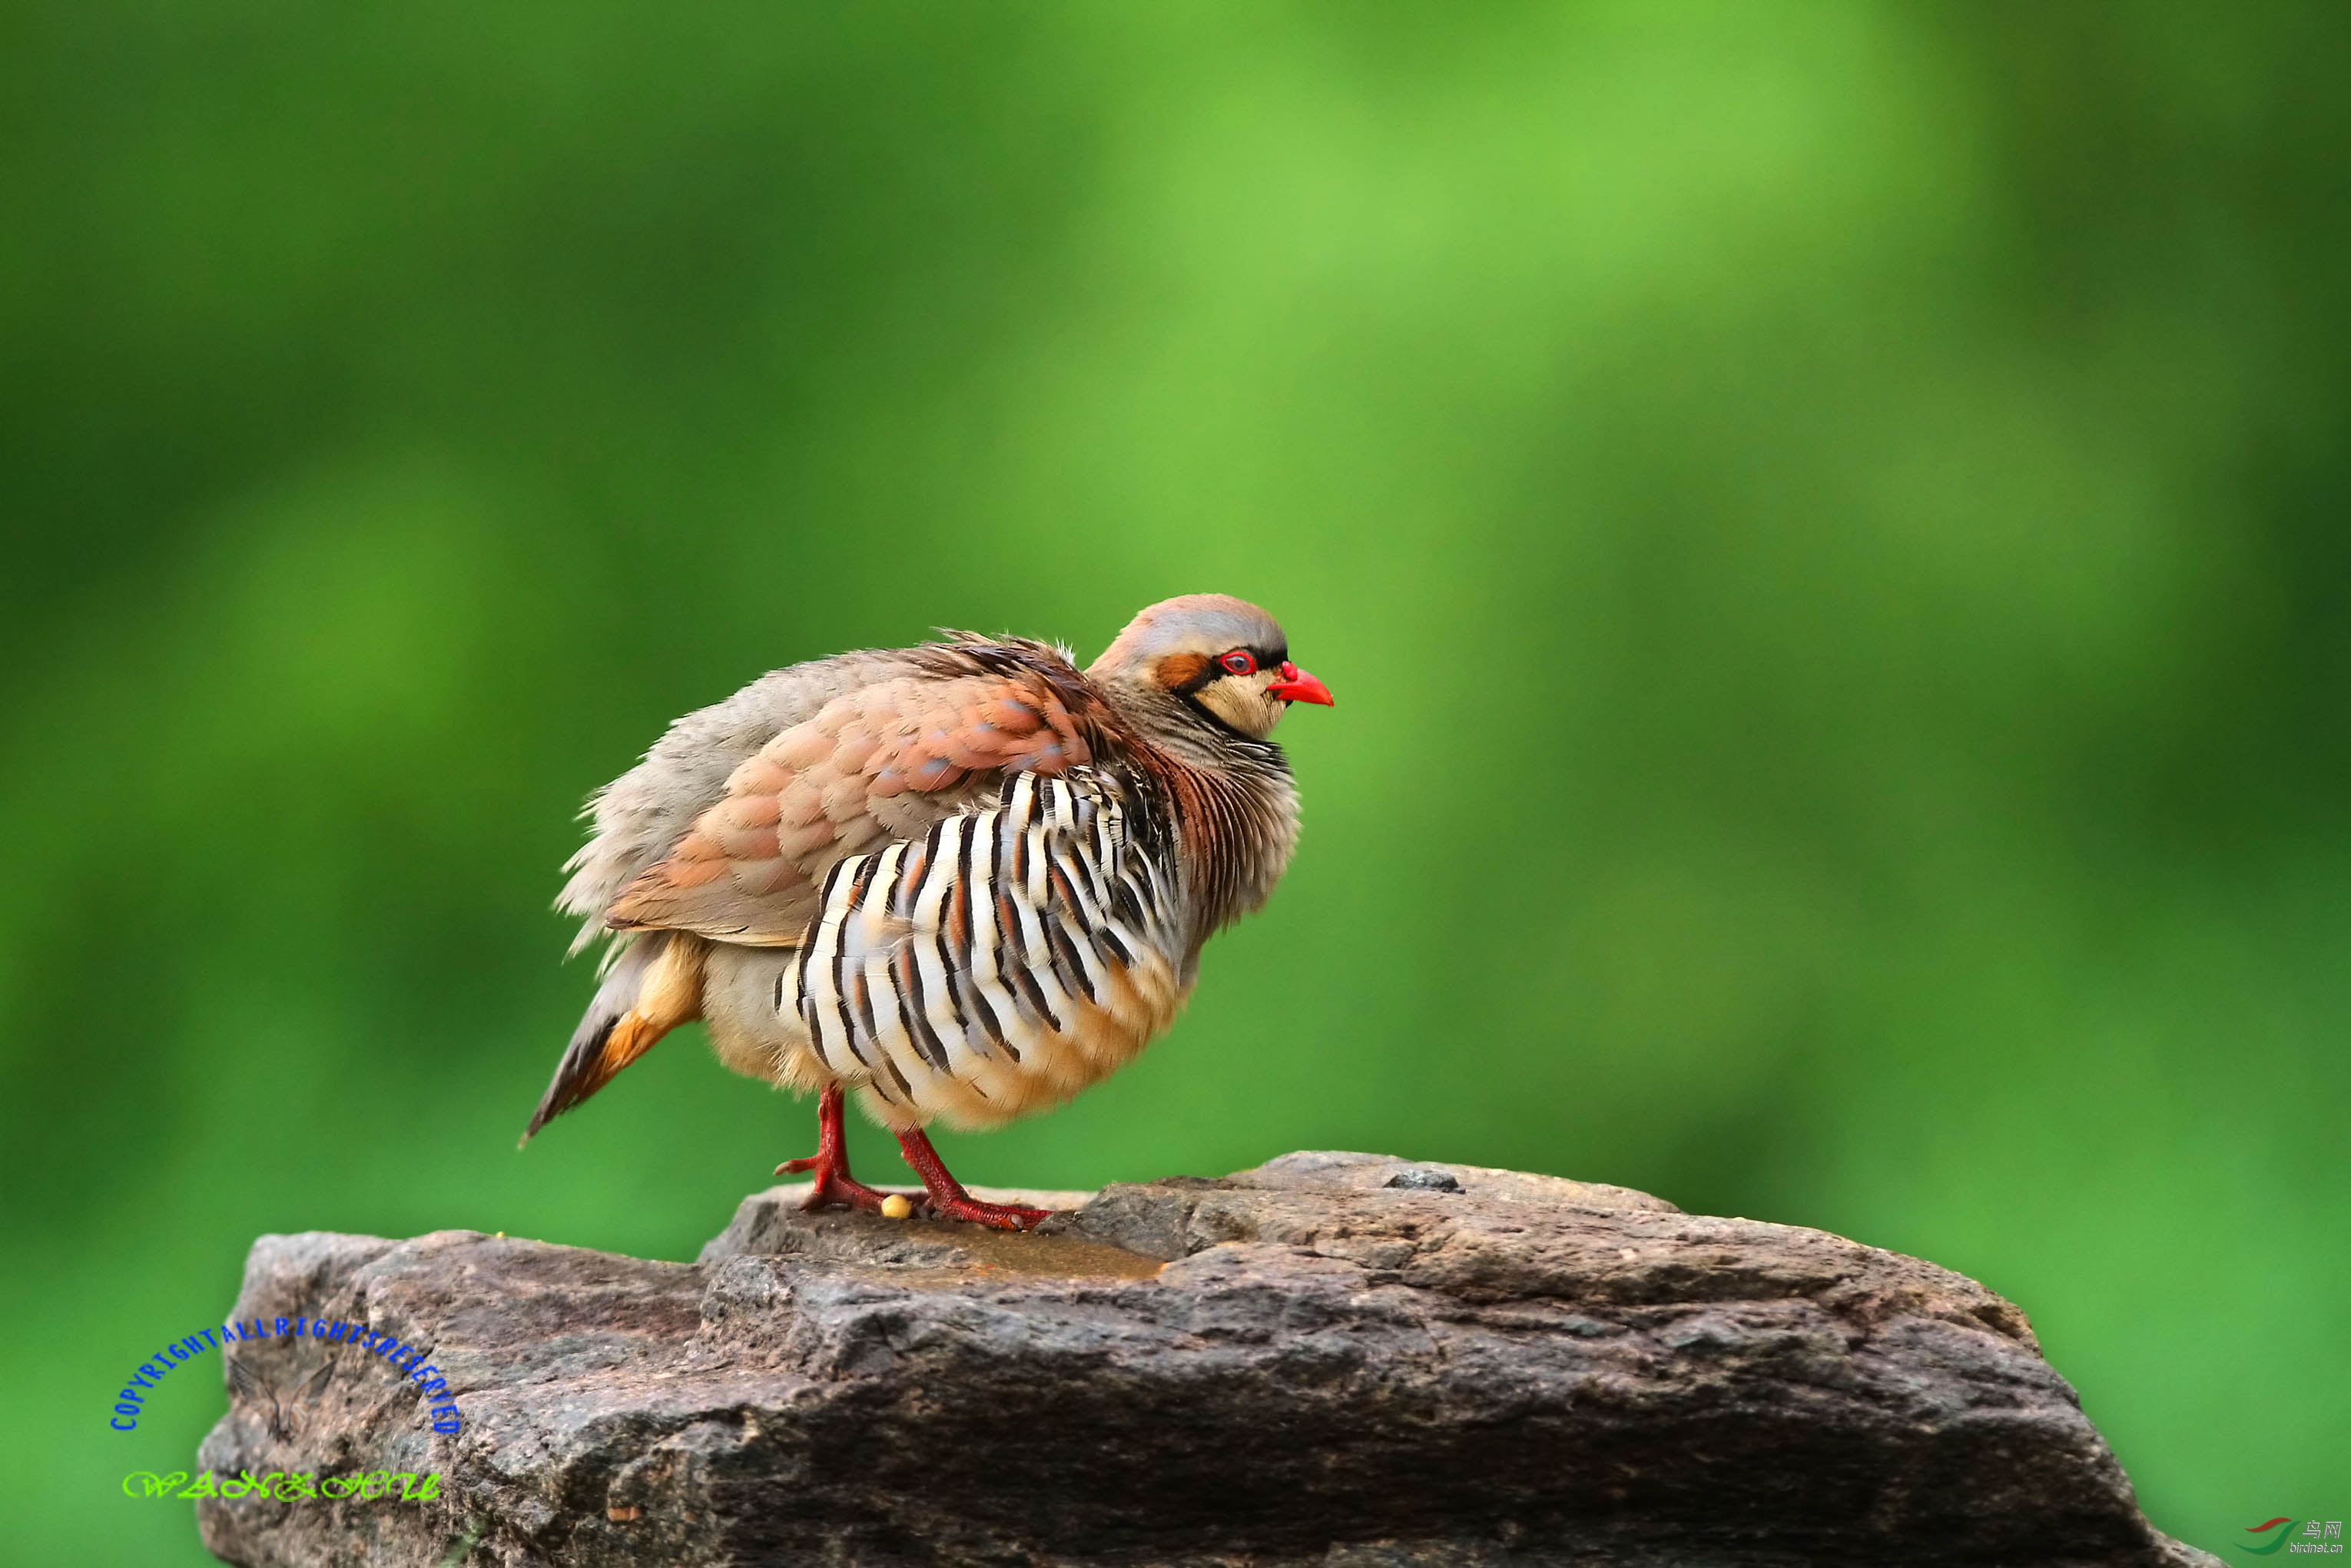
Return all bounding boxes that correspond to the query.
[521,934,662,1145]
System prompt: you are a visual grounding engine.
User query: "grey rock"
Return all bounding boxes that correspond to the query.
[195,1152,2217,1568]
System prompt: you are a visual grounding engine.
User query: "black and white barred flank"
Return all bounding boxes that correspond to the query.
[769,768,1190,1121]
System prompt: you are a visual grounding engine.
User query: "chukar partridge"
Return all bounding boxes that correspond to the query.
[523,595,1334,1229]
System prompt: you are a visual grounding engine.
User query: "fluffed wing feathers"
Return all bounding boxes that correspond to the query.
[558,649,917,956]
[598,645,1103,947]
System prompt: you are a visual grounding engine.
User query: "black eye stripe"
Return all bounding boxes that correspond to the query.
[1179,646,1287,694]
[1215,646,1286,675]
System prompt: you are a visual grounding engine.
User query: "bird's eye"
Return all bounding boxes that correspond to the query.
[1219,650,1256,676]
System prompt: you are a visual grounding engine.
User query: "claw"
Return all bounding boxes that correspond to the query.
[923,1194,1053,1232]
[797,1171,897,1215]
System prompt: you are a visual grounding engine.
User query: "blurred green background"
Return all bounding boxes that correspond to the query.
[5,2,2346,1560]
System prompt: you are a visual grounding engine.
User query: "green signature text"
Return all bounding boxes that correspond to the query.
[121,1469,441,1501]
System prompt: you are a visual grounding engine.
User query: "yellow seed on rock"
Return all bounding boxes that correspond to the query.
[880,1195,914,1220]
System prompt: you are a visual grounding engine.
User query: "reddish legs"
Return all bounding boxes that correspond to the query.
[775,1086,894,1214]
[780,1087,1053,1232]
[893,1125,1053,1232]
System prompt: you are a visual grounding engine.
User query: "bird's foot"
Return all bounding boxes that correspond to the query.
[890,1125,1055,1231]
[780,1084,917,1215]
[920,1192,1053,1232]
[774,1152,901,1215]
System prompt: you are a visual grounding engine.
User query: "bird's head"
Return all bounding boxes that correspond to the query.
[1089,593,1335,744]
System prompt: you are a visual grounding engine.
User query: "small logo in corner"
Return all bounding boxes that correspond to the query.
[2239,1519,2343,1556]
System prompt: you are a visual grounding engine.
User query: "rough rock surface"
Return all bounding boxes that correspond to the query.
[196,1151,2215,1567]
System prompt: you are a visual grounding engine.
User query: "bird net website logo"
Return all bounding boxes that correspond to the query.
[109,1313,459,1501]
[2240,1519,2345,1555]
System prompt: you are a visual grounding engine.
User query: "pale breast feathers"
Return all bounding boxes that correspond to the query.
[600,659,1096,946]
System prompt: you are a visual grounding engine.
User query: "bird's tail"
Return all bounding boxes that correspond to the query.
[521,931,706,1145]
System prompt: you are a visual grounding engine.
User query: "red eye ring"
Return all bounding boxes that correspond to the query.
[1219,650,1256,676]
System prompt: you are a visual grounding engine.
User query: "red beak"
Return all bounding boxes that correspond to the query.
[1268,660,1335,707]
